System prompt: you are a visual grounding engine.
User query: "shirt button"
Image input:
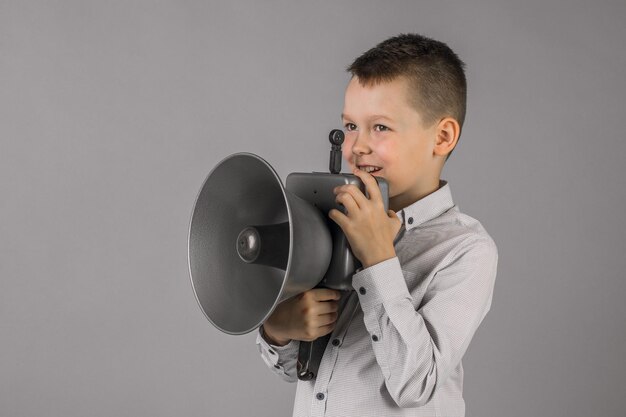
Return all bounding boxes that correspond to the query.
[316,393,325,401]
[408,217,414,225]
[268,349,275,355]
[332,338,340,347]
[372,335,379,342]
[359,287,366,295]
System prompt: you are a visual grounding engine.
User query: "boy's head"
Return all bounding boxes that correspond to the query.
[341,33,466,211]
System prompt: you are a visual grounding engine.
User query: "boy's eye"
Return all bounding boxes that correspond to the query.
[344,123,357,132]
[374,124,389,132]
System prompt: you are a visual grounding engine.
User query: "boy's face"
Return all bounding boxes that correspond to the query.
[341,76,442,211]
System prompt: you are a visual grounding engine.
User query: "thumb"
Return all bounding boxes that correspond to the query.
[388,209,402,231]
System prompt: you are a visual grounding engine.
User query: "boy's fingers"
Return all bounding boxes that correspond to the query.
[311,288,342,301]
[352,169,383,205]
[317,300,339,315]
[335,191,359,214]
[328,208,348,228]
[318,311,339,327]
[318,323,336,337]
[334,184,368,208]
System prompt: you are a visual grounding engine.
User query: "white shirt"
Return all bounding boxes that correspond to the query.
[256,180,498,417]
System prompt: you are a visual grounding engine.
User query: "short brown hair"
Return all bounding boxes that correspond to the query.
[347,33,467,158]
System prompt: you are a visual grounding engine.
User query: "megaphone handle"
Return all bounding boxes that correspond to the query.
[296,290,356,380]
[297,334,332,381]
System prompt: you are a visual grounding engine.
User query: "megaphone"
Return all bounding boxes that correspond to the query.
[188,130,388,379]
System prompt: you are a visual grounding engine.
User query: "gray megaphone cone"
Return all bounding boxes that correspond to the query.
[188,153,332,335]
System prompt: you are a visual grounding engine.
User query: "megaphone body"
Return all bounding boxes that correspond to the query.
[188,152,388,378]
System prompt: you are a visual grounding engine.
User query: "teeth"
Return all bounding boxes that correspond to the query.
[359,166,381,173]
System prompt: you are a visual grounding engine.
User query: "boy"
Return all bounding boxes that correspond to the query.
[256,33,498,417]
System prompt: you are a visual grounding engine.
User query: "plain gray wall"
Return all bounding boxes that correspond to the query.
[2,1,625,416]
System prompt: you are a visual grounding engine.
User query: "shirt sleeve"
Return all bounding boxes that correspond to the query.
[351,236,498,408]
[255,325,300,383]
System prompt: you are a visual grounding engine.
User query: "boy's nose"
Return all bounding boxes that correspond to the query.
[351,132,372,155]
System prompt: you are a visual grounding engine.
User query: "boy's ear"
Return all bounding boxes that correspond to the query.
[433,117,460,158]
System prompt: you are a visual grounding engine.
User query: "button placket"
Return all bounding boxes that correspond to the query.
[310,297,358,415]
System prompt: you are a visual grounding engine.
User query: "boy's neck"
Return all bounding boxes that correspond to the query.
[389,178,442,212]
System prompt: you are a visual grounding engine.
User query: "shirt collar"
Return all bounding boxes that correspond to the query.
[396,180,455,230]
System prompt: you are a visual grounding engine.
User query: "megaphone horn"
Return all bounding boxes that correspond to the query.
[188,153,332,335]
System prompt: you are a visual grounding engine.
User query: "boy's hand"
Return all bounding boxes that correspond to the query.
[262,288,341,346]
[329,169,402,268]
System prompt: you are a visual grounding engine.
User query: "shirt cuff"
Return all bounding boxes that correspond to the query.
[352,257,411,310]
[256,326,299,363]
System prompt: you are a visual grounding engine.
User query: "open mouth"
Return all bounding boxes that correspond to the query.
[357,165,382,174]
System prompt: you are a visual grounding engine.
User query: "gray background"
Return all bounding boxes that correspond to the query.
[1,1,625,416]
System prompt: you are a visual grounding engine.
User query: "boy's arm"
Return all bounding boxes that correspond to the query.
[353,236,498,408]
[330,169,497,407]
